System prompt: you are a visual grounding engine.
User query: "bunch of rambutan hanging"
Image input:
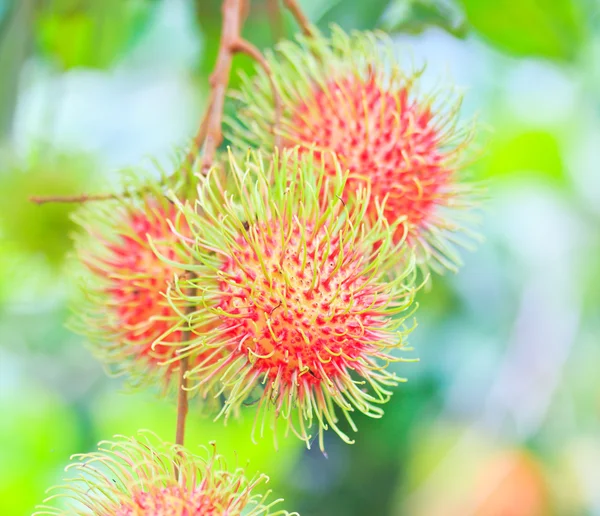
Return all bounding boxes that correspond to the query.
[35,14,482,516]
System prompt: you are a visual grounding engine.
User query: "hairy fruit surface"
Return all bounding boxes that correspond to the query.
[230,27,482,273]
[162,150,418,451]
[34,433,294,516]
[69,183,200,391]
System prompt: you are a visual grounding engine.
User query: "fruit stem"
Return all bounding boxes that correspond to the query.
[282,0,314,37]
[267,0,284,41]
[175,354,189,449]
[196,0,249,176]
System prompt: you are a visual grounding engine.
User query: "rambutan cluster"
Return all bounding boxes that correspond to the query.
[36,18,482,514]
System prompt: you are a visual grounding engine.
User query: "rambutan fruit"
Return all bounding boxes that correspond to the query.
[69,176,206,391]
[160,149,418,451]
[229,27,482,273]
[34,432,295,515]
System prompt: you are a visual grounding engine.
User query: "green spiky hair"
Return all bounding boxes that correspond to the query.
[67,169,204,394]
[227,26,483,274]
[34,432,295,515]
[156,148,419,451]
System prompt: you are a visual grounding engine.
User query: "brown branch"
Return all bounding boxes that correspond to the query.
[282,0,314,37]
[182,91,213,176]
[31,0,249,204]
[231,38,283,149]
[29,182,162,205]
[199,0,249,176]
[173,353,189,481]
[30,192,122,205]
[174,284,196,479]
[267,0,284,41]
[175,355,190,448]
[31,0,264,204]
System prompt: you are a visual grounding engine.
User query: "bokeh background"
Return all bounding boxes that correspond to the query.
[1,0,599,514]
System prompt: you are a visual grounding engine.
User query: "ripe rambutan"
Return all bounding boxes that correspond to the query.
[228,27,482,273]
[34,432,294,515]
[161,149,418,451]
[69,178,204,391]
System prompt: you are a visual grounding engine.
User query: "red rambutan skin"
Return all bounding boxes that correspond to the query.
[216,218,390,394]
[73,199,198,381]
[287,74,451,244]
[101,204,185,365]
[105,206,182,362]
[116,485,222,516]
[74,198,223,388]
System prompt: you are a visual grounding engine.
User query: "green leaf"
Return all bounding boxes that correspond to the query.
[0,0,34,139]
[383,0,468,38]
[36,0,160,69]
[316,0,392,32]
[458,0,586,61]
[0,0,9,22]
[483,129,565,184]
[0,385,79,516]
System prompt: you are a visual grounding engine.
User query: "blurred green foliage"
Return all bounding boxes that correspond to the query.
[0,148,97,267]
[1,0,600,515]
[316,0,391,31]
[383,0,468,37]
[482,129,565,184]
[458,0,586,61]
[0,385,80,515]
[36,0,160,69]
